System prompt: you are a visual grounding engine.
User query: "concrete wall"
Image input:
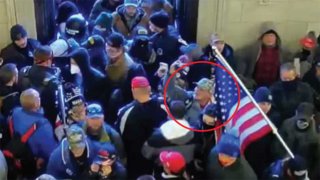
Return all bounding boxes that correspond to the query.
[197,0,320,53]
[0,0,36,49]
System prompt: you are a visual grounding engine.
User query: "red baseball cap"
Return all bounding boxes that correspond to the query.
[131,76,150,89]
[159,151,186,174]
[300,37,316,49]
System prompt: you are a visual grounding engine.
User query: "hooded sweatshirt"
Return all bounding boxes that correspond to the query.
[70,48,105,102]
[112,5,149,38]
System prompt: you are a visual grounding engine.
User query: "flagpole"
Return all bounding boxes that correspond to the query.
[211,46,295,159]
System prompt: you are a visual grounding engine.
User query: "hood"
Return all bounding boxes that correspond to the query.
[70,47,91,72]
[259,22,281,47]
[160,120,194,144]
[116,4,145,18]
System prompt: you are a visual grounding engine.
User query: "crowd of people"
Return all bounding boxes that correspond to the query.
[0,0,319,179]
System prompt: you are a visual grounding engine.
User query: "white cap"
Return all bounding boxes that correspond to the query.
[50,39,69,57]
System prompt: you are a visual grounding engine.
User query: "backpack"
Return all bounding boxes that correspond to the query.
[2,116,38,179]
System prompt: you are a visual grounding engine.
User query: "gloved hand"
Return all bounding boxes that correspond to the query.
[270,160,284,179]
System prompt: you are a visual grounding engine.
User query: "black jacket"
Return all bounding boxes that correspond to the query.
[71,48,105,103]
[142,119,201,179]
[0,39,40,70]
[88,47,108,73]
[206,151,257,180]
[150,29,181,65]
[103,55,146,124]
[0,85,20,118]
[270,80,314,122]
[18,65,60,128]
[116,96,167,179]
[273,116,320,179]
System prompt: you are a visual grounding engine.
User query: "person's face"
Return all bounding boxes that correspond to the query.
[105,43,123,60]
[87,117,103,132]
[71,103,86,121]
[71,147,85,157]
[203,114,216,126]
[194,87,211,101]
[214,41,225,52]
[13,68,19,84]
[149,22,158,33]
[218,153,236,167]
[125,6,137,17]
[315,67,320,77]
[34,91,41,110]
[14,37,28,48]
[280,70,296,82]
[258,102,271,114]
[262,33,277,47]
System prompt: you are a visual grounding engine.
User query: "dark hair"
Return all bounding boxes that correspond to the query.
[169,100,186,119]
[0,63,17,85]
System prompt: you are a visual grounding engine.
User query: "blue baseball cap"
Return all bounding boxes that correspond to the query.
[254,87,272,103]
[214,133,240,157]
[87,103,104,118]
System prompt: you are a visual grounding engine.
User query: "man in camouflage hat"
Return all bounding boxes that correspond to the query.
[165,60,216,128]
[47,124,98,179]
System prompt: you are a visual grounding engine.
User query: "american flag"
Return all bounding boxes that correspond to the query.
[214,59,272,153]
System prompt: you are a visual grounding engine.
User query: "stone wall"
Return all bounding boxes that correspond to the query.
[197,0,320,53]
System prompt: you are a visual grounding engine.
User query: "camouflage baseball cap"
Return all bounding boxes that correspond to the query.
[194,78,214,92]
[66,125,86,150]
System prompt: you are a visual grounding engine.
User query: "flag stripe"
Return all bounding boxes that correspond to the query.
[239,113,264,133]
[240,125,272,153]
[229,96,251,119]
[231,102,255,126]
[234,108,260,130]
[240,120,268,145]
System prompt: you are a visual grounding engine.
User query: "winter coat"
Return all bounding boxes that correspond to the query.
[270,80,314,122]
[112,5,149,39]
[142,119,201,179]
[0,39,40,70]
[116,96,168,179]
[46,137,98,179]
[0,85,20,118]
[234,24,291,82]
[142,119,200,163]
[150,28,181,65]
[245,132,274,179]
[273,115,320,178]
[18,65,61,128]
[104,53,146,124]
[0,151,7,180]
[89,0,123,21]
[88,47,108,73]
[303,66,320,94]
[165,74,215,128]
[11,107,58,162]
[83,122,126,164]
[206,150,257,180]
[204,43,235,70]
[71,48,106,103]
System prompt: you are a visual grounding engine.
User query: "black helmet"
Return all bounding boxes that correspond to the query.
[65,14,87,41]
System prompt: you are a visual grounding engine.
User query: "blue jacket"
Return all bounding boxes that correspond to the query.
[46,137,98,179]
[11,107,57,162]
